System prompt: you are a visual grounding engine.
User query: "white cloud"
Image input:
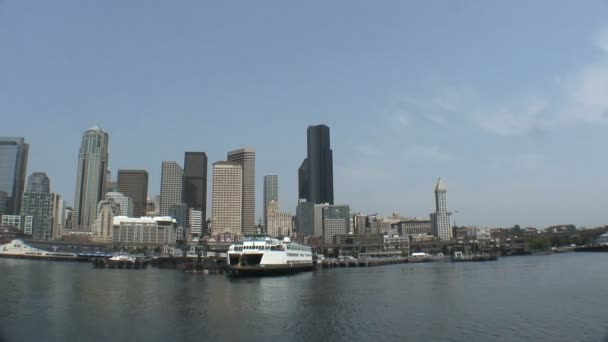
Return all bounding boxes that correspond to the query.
[554,25,608,124]
[393,26,608,136]
[560,60,608,124]
[402,145,451,162]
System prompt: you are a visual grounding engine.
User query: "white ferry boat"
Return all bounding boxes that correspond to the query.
[0,239,79,259]
[227,236,314,275]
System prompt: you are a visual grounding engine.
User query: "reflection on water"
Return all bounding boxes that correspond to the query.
[1,253,607,342]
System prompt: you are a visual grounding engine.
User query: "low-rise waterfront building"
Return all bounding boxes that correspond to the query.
[545,224,576,234]
[1,214,33,235]
[329,233,384,257]
[523,227,540,237]
[392,218,433,236]
[410,233,437,242]
[0,225,31,243]
[112,216,177,246]
[384,235,409,254]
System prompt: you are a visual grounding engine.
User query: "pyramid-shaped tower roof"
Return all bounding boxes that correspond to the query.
[87,123,102,132]
[435,177,447,192]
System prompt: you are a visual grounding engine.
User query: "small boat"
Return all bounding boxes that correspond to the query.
[408,252,432,262]
[109,253,136,262]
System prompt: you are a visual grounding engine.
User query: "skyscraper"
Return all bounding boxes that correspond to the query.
[430,178,452,241]
[298,125,333,204]
[227,148,255,234]
[182,152,208,233]
[211,161,242,235]
[0,137,29,215]
[117,169,148,218]
[26,172,50,193]
[263,175,278,228]
[159,161,183,216]
[104,169,116,195]
[105,191,134,217]
[21,172,60,241]
[72,125,109,231]
[51,197,65,240]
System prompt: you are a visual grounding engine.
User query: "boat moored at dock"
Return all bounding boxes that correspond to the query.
[227,236,314,276]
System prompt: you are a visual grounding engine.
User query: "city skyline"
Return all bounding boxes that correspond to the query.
[2,2,608,227]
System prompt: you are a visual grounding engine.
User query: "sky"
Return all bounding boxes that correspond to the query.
[1,0,608,228]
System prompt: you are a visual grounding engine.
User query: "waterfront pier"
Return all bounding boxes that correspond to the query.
[320,257,408,268]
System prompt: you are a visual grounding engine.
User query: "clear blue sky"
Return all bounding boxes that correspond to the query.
[2,1,608,228]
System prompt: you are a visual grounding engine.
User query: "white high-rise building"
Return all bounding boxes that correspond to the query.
[72,125,109,231]
[430,178,452,241]
[159,161,183,216]
[211,161,242,235]
[51,197,65,240]
[105,191,134,217]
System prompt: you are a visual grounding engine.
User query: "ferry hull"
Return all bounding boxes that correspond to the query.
[0,253,87,262]
[229,263,314,276]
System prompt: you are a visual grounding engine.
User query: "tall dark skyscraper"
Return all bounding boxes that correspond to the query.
[298,125,334,204]
[117,169,149,218]
[0,137,29,215]
[182,152,208,233]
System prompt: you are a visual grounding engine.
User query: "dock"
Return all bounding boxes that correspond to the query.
[92,258,149,269]
[320,257,408,268]
[451,252,498,262]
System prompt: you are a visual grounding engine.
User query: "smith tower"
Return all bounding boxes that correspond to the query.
[298,124,334,204]
[430,178,452,241]
[72,125,109,231]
